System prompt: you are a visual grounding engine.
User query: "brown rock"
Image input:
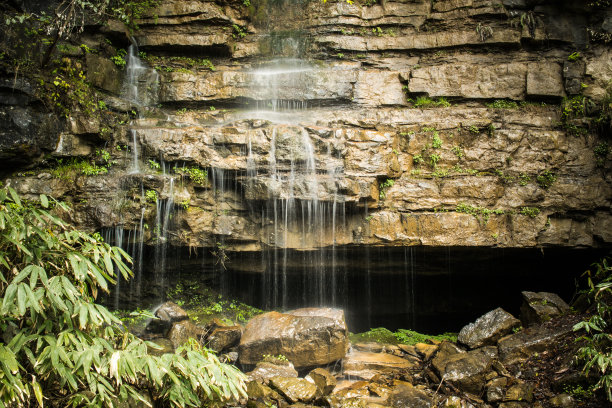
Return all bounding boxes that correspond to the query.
[239,309,348,368]
[520,291,570,326]
[269,377,319,404]
[342,350,417,380]
[458,308,521,349]
[247,361,298,384]
[415,343,438,361]
[305,368,337,396]
[167,320,205,348]
[207,325,242,352]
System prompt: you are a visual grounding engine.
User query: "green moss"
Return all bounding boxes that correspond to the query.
[349,327,457,345]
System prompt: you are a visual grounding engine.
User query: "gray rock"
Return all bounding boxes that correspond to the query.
[155,301,189,323]
[458,308,521,349]
[520,291,570,326]
[432,346,497,394]
[498,320,573,365]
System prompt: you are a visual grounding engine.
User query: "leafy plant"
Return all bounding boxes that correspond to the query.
[486,100,519,109]
[410,97,450,108]
[429,153,440,168]
[519,173,531,186]
[176,167,208,186]
[432,133,443,149]
[379,179,395,200]
[0,188,247,407]
[451,146,463,158]
[111,48,127,68]
[536,170,557,189]
[568,52,581,62]
[594,142,610,167]
[573,258,612,402]
[456,202,504,225]
[232,24,247,39]
[413,154,424,165]
[145,189,158,203]
[148,159,161,171]
[520,206,540,218]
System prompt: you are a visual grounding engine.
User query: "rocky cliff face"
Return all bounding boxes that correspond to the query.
[2,0,612,252]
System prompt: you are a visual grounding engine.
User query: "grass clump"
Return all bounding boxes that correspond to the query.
[487,100,519,109]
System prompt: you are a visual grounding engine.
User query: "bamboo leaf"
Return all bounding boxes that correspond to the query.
[32,379,43,407]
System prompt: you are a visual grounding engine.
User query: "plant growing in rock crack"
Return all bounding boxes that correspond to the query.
[519,206,540,218]
[573,258,612,402]
[594,142,610,167]
[145,189,158,203]
[536,170,557,189]
[379,179,395,200]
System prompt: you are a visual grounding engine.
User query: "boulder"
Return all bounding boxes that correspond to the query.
[415,343,438,361]
[247,361,298,384]
[443,396,476,408]
[147,301,189,335]
[342,350,418,380]
[206,325,242,352]
[305,368,337,396]
[269,377,319,404]
[432,346,497,394]
[167,320,205,349]
[239,308,348,368]
[458,308,521,349]
[520,291,570,326]
[498,320,573,365]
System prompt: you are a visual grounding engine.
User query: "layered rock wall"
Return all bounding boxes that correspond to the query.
[2,0,612,251]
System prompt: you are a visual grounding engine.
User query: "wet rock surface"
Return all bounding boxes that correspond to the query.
[239,308,349,368]
[458,308,521,349]
[520,291,570,326]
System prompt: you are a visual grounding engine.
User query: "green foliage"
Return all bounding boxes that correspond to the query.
[379,179,395,200]
[451,146,464,158]
[486,100,519,109]
[111,48,127,68]
[594,142,610,167]
[0,188,247,407]
[432,133,443,149]
[232,24,247,39]
[568,52,581,62]
[176,167,208,186]
[536,170,557,189]
[372,26,383,36]
[262,354,289,364]
[349,327,457,345]
[142,55,215,73]
[519,173,531,186]
[429,153,440,168]
[167,282,262,324]
[468,125,480,134]
[52,158,109,179]
[145,189,158,203]
[410,97,451,108]
[456,202,504,225]
[96,149,111,164]
[148,159,161,171]
[519,207,540,218]
[573,258,612,402]
[413,154,424,165]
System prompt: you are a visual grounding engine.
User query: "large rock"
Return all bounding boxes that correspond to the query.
[238,308,349,368]
[147,301,189,335]
[498,320,574,365]
[520,291,570,326]
[458,308,521,349]
[167,320,205,349]
[432,345,497,395]
[206,325,242,352]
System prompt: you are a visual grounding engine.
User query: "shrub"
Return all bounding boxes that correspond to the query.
[573,259,612,402]
[0,188,247,407]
